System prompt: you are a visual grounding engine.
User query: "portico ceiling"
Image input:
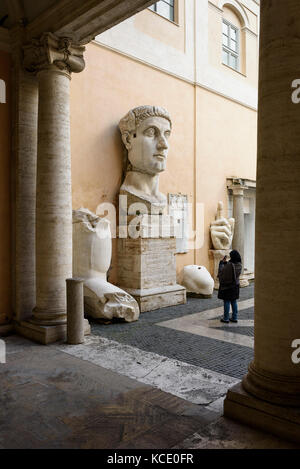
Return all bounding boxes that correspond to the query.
[0,0,157,44]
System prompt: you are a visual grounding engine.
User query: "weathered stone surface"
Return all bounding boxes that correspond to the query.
[118,236,186,312]
[118,237,177,290]
[120,214,176,238]
[124,285,186,313]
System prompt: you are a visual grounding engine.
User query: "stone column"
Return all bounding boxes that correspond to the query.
[66,278,84,345]
[224,0,300,444]
[10,27,38,323]
[229,182,249,287]
[16,33,85,344]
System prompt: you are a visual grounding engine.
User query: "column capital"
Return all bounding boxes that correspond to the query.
[228,179,248,196]
[23,32,85,76]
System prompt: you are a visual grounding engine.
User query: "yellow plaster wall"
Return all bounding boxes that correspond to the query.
[0,51,11,324]
[70,43,257,282]
[134,0,185,52]
[70,43,196,282]
[195,86,257,271]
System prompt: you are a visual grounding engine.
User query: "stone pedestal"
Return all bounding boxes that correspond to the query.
[118,228,186,312]
[225,382,300,444]
[209,249,230,289]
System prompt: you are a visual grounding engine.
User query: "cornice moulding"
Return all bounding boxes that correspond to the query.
[208,1,223,14]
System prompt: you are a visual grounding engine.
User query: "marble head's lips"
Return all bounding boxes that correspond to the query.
[153,153,167,160]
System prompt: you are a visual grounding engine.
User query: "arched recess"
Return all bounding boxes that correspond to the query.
[219,1,248,74]
[218,0,250,28]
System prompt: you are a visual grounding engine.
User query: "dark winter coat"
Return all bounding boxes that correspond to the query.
[217,260,242,301]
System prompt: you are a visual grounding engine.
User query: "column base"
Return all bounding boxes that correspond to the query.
[224,382,300,444]
[14,318,91,345]
[120,284,186,313]
[240,274,250,288]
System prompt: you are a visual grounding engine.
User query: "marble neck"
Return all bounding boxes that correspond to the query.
[125,170,160,197]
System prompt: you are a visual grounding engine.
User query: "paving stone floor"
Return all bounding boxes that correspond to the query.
[0,283,299,449]
[91,285,255,379]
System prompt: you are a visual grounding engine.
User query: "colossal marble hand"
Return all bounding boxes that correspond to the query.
[119,105,172,210]
[210,201,235,250]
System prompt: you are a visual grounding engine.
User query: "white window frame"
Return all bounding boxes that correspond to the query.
[149,0,175,22]
[222,19,240,72]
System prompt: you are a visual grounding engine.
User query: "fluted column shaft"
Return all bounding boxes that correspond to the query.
[242,0,300,405]
[33,66,72,324]
[23,33,85,326]
[231,186,245,264]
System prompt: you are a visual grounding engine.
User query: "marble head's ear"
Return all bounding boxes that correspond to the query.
[122,131,132,150]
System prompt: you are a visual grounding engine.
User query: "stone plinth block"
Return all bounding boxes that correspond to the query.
[15,319,91,345]
[118,237,186,312]
[123,285,186,313]
[224,382,300,444]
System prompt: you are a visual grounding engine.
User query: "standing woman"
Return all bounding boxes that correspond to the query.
[218,250,242,323]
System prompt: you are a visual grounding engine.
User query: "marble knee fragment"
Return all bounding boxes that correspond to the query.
[73,208,140,322]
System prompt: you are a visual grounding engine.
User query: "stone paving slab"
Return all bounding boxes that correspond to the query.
[0,340,218,449]
[57,335,239,405]
[175,416,299,449]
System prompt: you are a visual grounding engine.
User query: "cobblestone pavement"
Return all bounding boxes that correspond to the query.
[91,284,254,380]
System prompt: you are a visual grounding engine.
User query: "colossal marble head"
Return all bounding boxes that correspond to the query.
[119,105,172,176]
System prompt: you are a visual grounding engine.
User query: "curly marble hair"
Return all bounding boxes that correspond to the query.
[119,105,172,137]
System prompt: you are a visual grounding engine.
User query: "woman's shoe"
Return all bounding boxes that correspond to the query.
[220,318,229,324]
[230,318,238,323]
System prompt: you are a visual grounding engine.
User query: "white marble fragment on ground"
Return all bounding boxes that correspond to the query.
[181,265,214,296]
[84,279,140,322]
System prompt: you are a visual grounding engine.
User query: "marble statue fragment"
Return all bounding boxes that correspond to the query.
[182,265,214,296]
[119,105,172,213]
[210,201,235,250]
[73,208,140,322]
[117,105,186,312]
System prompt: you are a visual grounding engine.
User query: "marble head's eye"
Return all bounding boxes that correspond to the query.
[165,131,171,139]
[144,127,156,137]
